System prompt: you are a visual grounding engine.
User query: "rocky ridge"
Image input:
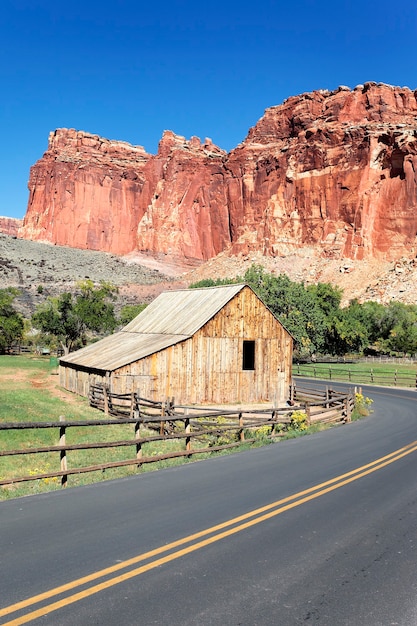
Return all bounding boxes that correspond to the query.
[3,82,417,313]
[0,217,23,237]
[18,82,417,267]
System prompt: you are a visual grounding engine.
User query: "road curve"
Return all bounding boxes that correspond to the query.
[1,382,417,625]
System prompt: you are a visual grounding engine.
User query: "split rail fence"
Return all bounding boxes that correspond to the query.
[294,363,417,387]
[0,383,355,490]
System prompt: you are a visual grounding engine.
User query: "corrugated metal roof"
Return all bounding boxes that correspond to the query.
[60,284,246,371]
[123,284,245,335]
[60,331,190,371]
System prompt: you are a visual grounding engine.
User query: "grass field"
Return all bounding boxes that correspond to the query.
[293,360,417,387]
[0,355,217,500]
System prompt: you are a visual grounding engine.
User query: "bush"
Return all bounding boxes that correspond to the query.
[352,393,373,419]
[289,410,308,431]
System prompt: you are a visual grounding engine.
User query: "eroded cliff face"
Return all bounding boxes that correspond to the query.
[0,217,23,237]
[20,82,417,262]
[21,129,151,255]
[135,131,230,260]
[227,83,417,260]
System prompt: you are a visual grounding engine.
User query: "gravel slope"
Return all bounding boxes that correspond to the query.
[0,233,178,316]
[2,232,417,318]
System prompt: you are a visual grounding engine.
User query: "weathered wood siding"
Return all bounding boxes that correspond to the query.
[91,286,293,405]
[59,367,106,398]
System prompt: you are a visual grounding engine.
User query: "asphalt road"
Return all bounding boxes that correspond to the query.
[1,382,417,625]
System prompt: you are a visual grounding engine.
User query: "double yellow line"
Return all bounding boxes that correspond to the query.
[2,439,417,625]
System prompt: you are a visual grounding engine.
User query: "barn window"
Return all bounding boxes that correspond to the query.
[242,340,255,370]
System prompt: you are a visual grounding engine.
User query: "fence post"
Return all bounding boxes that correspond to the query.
[59,416,68,488]
[304,402,311,427]
[345,396,352,423]
[325,386,330,409]
[130,391,135,418]
[135,419,142,466]
[103,385,109,415]
[185,408,191,456]
[289,381,295,405]
[134,389,141,419]
[271,409,276,436]
[239,412,245,442]
[160,401,166,435]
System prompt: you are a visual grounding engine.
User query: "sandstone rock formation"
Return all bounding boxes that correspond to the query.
[19,82,417,263]
[0,217,23,237]
[21,129,150,255]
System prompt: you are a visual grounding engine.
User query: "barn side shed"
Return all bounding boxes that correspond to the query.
[59,284,293,405]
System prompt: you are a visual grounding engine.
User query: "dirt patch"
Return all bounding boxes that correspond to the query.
[42,375,81,406]
[3,368,81,406]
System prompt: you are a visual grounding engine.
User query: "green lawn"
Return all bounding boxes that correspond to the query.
[293,360,417,387]
[0,355,204,499]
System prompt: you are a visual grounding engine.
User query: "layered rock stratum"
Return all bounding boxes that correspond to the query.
[0,217,23,237]
[18,82,417,265]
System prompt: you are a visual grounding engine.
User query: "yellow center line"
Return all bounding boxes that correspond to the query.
[2,439,417,625]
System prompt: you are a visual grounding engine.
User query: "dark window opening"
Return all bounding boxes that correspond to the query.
[243,340,255,370]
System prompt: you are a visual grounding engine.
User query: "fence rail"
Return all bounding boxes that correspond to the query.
[0,383,355,489]
[294,364,417,387]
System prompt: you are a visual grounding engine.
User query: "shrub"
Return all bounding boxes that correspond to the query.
[289,410,308,431]
[353,392,373,419]
[246,424,272,440]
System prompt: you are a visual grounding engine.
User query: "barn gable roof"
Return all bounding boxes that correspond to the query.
[122,283,245,335]
[59,331,190,371]
[60,284,249,371]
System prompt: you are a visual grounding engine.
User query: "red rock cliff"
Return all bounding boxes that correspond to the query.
[20,82,417,262]
[0,217,23,237]
[21,129,151,255]
[135,131,230,260]
[227,82,417,260]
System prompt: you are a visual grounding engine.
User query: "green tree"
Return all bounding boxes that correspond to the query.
[242,265,327,356]
[0,288,24,353]
[307,282,343,318]
[379,302,417,354]
[324,308,369,355]
[189,277,238,288]
[346,300,386,346]
[119,303,148,326]
[32,281,118,354]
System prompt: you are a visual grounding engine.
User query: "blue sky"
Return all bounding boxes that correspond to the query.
[2,0,416,218]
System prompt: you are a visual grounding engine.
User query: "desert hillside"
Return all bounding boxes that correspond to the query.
[1,234,417,318]
[0,234,183,317]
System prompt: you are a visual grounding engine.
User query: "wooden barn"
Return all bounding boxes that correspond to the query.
[59,284,293,405]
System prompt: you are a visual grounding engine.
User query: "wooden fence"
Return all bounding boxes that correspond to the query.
[294,363,417,387]
[0,383,355,489]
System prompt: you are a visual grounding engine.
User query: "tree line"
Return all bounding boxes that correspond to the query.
[190,265,417,358]
[0,280,146,355]
[1,267,417,357]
